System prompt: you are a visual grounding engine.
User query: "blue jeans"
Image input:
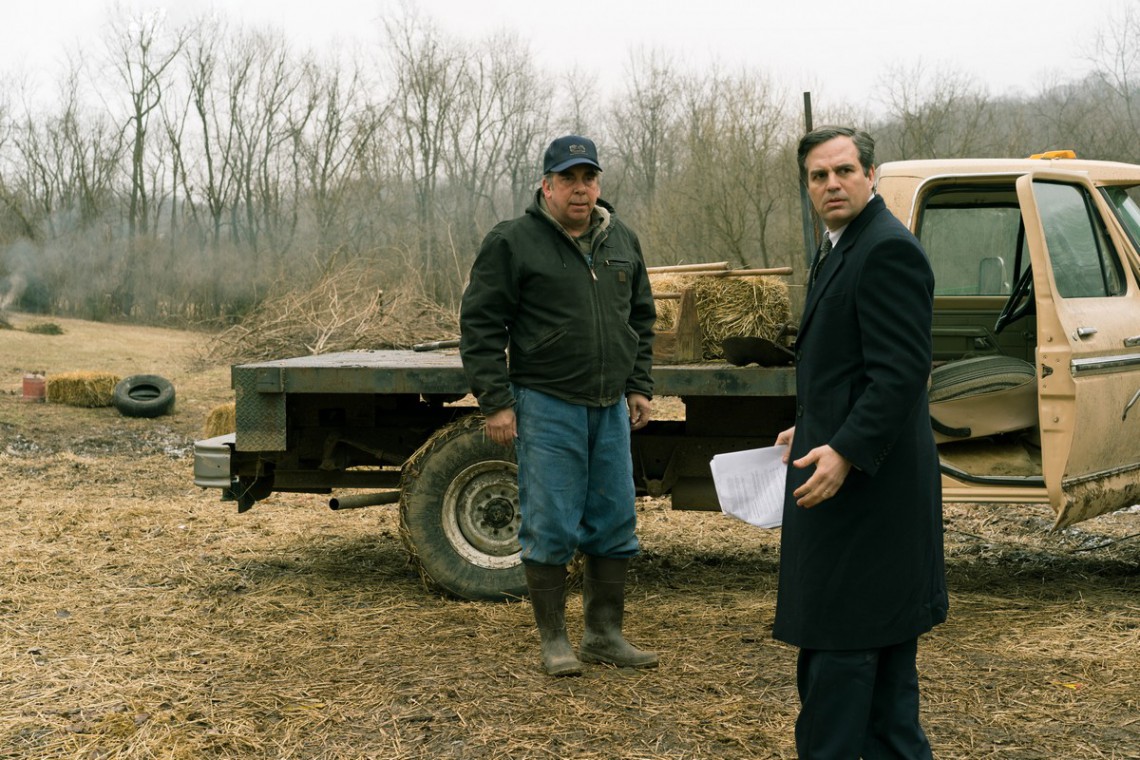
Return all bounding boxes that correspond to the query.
[512,386,639,566]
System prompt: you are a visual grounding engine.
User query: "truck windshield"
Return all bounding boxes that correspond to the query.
[1101,184,1140,254]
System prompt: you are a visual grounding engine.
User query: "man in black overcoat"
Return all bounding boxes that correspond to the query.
[774,126,948,759]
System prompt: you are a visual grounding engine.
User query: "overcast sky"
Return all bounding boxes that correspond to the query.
[0,0,1128,112]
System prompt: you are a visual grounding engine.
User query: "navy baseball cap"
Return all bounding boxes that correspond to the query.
[543,135,602,173]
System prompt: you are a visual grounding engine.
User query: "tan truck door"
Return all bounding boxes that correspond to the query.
[1016,172,1140,527]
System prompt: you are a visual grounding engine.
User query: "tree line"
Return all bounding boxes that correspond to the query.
[1,4,1138,326]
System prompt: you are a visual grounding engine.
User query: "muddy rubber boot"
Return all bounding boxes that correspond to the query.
[578,556,659,668]
[525,564,583,677]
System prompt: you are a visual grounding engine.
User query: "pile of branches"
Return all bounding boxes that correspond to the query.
[206,260,459,364]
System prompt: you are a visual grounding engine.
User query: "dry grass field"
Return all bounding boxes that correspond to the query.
[1,313,1137,760]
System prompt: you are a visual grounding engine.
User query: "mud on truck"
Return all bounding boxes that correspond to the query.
[195,152,1140,601]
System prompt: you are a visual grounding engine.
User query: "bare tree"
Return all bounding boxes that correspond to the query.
[500,65,548,219]
[384,6,465,299]
[1023,74,1104,157]
[1087,5,1140,162]
[720,72,792,268]
[658,70,793,269]
[231,29,308,258]
[443,30,547,271]
[874,62,995,160]
[609,48,682,208]
[297,55,386,256]
[6,0,1139,331]
[59,69,123,230]
[11,109,59,240]
[177,15,232,248]
[0,81,39,242]
[555,65,600,137]
[4,67,121,241]
[104,6,187,238]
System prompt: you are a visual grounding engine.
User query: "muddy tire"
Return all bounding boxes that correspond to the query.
[113,374,176,418]
[399,414,525,601]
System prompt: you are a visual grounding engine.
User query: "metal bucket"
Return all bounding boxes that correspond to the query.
[22,373,45,402]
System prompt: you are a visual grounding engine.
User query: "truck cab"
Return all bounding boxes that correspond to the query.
[877,154,1140,528]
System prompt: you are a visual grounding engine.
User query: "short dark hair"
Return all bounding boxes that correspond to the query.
[797,126,875,183]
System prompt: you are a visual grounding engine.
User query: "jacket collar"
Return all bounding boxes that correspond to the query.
[527,191,614,258]
[798,195,888,337]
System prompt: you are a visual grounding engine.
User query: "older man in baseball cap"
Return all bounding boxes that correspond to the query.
[459,136,658,675]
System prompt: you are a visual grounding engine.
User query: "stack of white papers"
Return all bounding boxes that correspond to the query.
[710,445,787,529]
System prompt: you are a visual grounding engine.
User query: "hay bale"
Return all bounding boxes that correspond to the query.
[204,402,236,437]
[44,371,121,407]
[651,274,792,359]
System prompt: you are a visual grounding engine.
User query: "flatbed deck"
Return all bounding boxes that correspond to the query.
[232,350,796,398]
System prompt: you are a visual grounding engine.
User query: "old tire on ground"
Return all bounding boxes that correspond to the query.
[400,414,525,601]
[113,374,176,418]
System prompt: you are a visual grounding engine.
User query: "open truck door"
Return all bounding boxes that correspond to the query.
[1015,172,1140,528]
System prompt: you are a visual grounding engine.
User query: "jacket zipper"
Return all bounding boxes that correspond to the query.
[591,227,609,401]
[558,219,612,404]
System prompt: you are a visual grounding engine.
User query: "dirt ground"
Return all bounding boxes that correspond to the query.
[1,313,1138,760]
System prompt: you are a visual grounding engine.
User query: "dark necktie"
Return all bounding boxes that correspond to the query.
[811,236,833,286]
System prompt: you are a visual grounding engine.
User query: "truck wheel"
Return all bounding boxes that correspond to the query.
[400,414,525,601]
[113,374,176,418]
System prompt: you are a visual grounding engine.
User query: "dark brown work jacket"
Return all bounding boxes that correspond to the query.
[459,192,655,415]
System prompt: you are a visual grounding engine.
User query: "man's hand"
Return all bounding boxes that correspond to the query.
[791,444,851,508]
[627,393,651,431]
[484,407,516,446]
[775,426,795,462]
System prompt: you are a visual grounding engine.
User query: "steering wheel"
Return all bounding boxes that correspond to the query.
[994,265,1034,334]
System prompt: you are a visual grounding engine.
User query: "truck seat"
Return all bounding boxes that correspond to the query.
[928,355,1038,444]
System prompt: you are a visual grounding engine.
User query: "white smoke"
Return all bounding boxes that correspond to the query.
[1,272,27,310]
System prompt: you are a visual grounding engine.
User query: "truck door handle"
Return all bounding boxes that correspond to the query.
[1125,335,1140,347]
[1074,326,1098,339]
[1125,388,1140,422]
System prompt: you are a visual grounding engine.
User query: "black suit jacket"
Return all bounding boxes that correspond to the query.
[773,195,948,650]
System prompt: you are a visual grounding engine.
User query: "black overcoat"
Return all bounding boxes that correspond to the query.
[772,195,948,651]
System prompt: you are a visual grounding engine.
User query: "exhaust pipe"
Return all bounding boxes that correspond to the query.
[329,491,401,510]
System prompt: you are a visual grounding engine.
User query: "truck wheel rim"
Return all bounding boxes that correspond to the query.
[441,460,521,569]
